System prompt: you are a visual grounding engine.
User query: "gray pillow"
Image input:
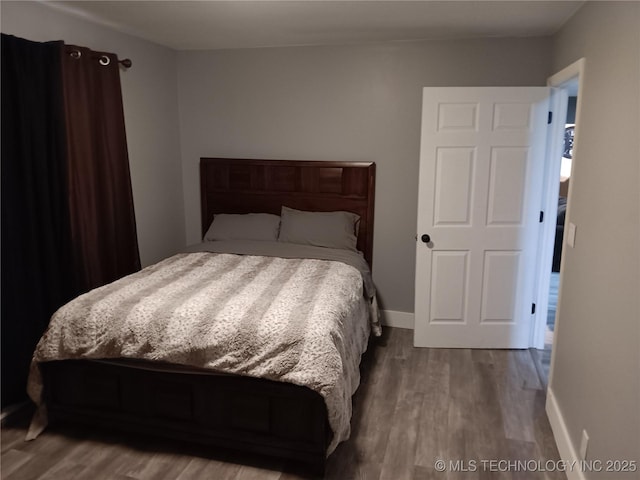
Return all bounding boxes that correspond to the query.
[204,213,281,242]
[278,206,359,251]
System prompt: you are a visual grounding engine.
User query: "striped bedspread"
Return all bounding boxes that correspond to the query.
[26,251,372,454]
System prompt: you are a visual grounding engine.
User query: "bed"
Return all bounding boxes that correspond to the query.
[25,158,377,473]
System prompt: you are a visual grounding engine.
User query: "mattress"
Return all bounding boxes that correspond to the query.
[27,241,379,454]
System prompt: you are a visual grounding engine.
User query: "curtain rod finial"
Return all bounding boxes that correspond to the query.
[119,58,132,68]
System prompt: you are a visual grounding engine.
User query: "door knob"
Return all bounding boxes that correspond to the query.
[421,234,431,243]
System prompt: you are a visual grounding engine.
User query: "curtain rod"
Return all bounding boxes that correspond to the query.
[68,49,132,69]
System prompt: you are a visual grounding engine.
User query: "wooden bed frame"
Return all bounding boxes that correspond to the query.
[199,158,375,265]
[41,158,376,472]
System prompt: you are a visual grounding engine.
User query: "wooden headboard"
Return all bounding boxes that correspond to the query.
[200,158,376,266]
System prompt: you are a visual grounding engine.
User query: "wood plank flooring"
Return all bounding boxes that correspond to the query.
[1,328,564,480]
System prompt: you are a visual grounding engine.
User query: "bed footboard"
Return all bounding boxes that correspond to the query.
[41,360,330,472]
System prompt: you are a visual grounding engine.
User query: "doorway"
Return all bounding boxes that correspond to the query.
[414,67,584,351]
[414,87,551,348]
[533,58,584,384]
[544,93,577,377]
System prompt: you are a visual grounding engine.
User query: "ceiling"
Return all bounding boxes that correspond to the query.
[44,1,585,51]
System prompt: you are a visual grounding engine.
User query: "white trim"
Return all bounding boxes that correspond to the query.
[544,57,586,388]
[547,58,586,91]
[531,87,568,350]
[546,388,586,480]
[532,58,586,350]
[381,310,414,329]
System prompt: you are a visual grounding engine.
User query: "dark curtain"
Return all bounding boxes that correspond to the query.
[1,36,141,408]
[62,45,141,291]
[1,35,77,407]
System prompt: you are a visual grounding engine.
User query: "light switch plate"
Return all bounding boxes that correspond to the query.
[567,222,577,248]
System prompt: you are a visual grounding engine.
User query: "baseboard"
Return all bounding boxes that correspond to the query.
[546,387,586,480]
[381,310,414,329]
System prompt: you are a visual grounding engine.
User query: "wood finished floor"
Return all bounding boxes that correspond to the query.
[1,328,564,480]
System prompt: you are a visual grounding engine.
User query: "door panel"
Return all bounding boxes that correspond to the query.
[430,251,468,323]
[480,251,520,323]
[434,148,475,225]
[415,87,549,348]
[487,147,528,224]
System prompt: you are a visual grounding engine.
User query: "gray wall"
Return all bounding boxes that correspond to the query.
[176,37,552,312]
[4,0,638,469]
[550,2,640,475]
[1,1,186,267]
[1,1,553,313]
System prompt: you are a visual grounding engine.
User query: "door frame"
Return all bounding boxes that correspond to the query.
[531,58,585,351]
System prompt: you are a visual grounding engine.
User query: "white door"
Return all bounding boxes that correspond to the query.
[414,87,550,348]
